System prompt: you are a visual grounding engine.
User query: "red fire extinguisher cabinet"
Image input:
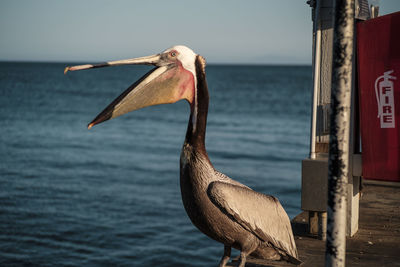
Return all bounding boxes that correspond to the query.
[357,11,400,182]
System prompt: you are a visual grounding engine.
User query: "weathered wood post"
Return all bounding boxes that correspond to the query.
[325,0,355,266]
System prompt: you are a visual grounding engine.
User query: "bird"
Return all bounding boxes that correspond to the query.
[65,45,301,267]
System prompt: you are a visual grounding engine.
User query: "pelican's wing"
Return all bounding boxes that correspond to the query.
[214,170,251,189]
[207,181,298,258]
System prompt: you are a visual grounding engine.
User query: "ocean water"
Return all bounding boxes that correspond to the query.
[0,62,311,267]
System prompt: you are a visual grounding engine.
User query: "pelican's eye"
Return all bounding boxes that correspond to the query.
[169,51,177,57]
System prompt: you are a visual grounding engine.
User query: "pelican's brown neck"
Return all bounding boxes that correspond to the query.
[185,55,209,151]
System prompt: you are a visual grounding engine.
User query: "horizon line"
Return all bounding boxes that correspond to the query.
[0,59,312,67]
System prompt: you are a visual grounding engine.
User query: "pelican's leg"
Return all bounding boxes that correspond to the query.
[237,251,247,267]
[218,245,231,267]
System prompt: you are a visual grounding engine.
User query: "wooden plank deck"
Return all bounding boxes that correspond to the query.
[228,182,400,267]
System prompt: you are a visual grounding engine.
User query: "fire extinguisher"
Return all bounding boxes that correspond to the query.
[374,70,396,128]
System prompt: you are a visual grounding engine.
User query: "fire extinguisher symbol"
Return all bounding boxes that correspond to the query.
[375,70,396,128]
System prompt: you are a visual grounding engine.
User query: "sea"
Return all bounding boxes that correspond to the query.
[0,62,312,267]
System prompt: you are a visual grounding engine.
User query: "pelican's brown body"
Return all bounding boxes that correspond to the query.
[179,57,300,266]
[65,46,301,267]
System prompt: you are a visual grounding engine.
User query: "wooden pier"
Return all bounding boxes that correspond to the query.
[228,181,400,266]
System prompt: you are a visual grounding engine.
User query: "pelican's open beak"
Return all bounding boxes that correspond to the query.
[65,52,195,129]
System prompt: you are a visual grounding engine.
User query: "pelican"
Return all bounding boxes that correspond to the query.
[65,45,301,267]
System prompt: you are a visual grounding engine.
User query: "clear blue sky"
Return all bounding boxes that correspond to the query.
[0,0,399,64]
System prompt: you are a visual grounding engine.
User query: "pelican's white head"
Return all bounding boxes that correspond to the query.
[162,45,197,78]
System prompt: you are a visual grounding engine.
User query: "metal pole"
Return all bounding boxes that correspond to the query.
[310,0,322,160]
[325,0,354,266]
